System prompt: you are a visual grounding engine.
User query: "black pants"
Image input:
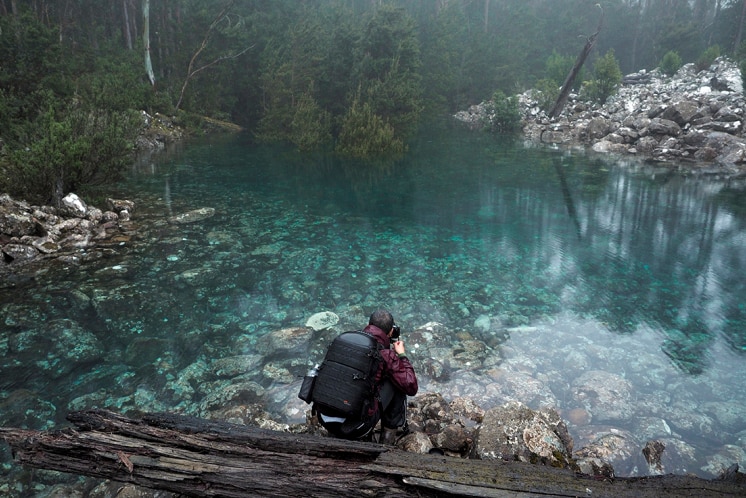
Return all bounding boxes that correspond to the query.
[378,379,407,429]
[317,379,407,440]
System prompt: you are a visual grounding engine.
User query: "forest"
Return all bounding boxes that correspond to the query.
[1,0,746,206]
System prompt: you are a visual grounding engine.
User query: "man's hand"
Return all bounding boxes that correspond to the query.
[393,340,405,355]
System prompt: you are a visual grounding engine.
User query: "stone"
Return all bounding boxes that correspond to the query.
[168,207,216,224]
[0,211,36,238]
[574,428,642,476]
[661,101,699,126]
[304,311,339,331]
[399,431,435,454]
[648,118,681,136]
[587,117,611,139]
[1,243,39,262]
[473,401,573,466]
[211,355,264,378]
[6,319,103,380]
[433,424,472,454]
[254,327,315,355]
[1,194,136,271]
[571,370,634,422]
[643,440,666,474]
[61,193,87,218]
[107,198,135,213]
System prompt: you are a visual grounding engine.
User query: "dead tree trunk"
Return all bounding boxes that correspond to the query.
[1,410,745,498]
[548,5,605,119]
[143,0,156,86]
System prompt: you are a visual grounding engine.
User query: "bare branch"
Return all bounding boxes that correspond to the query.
[175,0,251,112]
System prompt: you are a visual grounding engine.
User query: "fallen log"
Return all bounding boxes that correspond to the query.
[1,409,745,497]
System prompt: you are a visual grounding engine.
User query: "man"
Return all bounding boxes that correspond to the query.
[315,309,418,444]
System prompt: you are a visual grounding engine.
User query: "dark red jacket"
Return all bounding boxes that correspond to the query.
[363,324,418,397]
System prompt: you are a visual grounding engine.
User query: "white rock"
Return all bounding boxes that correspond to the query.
[62,193,87,217]
[305,311,339,331]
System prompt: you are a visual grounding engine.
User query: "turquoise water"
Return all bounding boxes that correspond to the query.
[2,122,746,485]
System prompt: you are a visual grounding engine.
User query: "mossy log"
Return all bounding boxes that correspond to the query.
[1,409,745,497]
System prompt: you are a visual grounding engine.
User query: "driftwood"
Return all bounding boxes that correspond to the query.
[1,410,745,497]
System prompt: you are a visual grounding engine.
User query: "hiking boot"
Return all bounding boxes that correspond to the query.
[381,426,398,446]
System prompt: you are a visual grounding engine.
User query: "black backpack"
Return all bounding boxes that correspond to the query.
[311,331,383,418]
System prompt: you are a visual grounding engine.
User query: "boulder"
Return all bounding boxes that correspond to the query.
[661,101,699,126]
[305,311,339,331]
[472,401,574,467]
[648,118,681,136]
[61,193,87,218]
[572,370,634,423]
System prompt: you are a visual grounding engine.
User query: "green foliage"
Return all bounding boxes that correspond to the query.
[544,51,581,89]
[659,50,683,76]
[419,2,469,113]
[77,55,159,113]
[255,3,422,155]
[485,91,521,133]
[695,45,721,72]
[657,22,702,66]
[290,92,332,151]
[533,79,561,113]
[0,11,66,98]
[256,14,336,145]
[585,49,622,104]
[5,0,746,193]
[335,95,404,158]
[354,5,423,140]
[1,101,139,206]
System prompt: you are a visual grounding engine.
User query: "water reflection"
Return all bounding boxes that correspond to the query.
[1,128,746,484]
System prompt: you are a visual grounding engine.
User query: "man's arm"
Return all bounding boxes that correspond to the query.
[386,343,418,396]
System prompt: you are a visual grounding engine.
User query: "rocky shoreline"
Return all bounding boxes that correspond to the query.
[0,193,139,281]
[0,111,188,281]
[456,57,745,177]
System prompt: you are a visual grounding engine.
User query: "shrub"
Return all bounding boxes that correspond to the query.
[290,92,332,151]
[485,90,521,133]
[335,97,404,157]
[695,45,720,72]
[3,102,139,206]
[659,50,682,76]
[585,49,622,104]
[533,79,561,113]
[545,51,582,90]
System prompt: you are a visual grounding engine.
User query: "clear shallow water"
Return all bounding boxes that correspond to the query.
[2,122,746,485]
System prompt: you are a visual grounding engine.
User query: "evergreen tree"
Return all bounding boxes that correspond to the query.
[335,92,404,157]
[353,4,423,139]
[585,49,622,104]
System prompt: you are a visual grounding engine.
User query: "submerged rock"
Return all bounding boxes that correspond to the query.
[167,207,216,225]
[305,311,339,331]
[572,370,634,422]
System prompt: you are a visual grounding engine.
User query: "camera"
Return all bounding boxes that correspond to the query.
[391,324,401,339]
